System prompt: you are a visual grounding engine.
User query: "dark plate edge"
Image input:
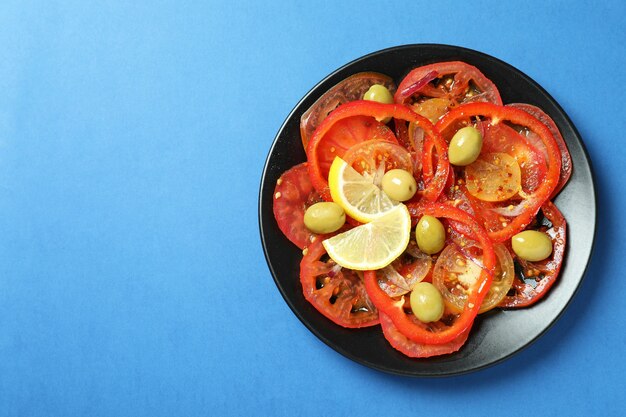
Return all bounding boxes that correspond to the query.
[258,43,598,378]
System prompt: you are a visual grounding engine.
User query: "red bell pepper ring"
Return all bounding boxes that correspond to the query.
[363,202,496,345]
[379,312,471,358]
[436,102,562,243]
[307,101,450,202]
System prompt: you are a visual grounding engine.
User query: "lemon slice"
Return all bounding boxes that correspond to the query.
[322,204,411,270]
[328,156,397,223]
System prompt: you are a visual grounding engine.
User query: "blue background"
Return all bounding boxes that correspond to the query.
[0,1,623,415]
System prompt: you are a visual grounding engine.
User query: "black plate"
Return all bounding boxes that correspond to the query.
[258,44,596,377]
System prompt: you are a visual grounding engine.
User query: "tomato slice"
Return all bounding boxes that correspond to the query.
[500,201,566,308]
[273,163,323,249]
[377,266,416,297]
[364,202,495,345]
[300,72,396,149]
[379,312,470,358]
[376,242,432,297]
[465,152,522,202]
[436,102,561,242]
[457,120,548,238]
[394,241,433,283]
[481,121,547,193]
[300,239,379,328]
[307,114,397,200]
[307,101,450,202]
[342,140,413,177]
[433,243,514,314]
[411,98,453,124]
[395,61,503,121]
[508,103,572,198]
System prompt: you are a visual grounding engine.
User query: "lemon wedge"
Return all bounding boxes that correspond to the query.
[328,156,397,223]
[322,204,411,270]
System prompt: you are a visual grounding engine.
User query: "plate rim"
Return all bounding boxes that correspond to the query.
[258,43,598,377]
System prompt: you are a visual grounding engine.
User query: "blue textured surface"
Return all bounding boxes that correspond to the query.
[0,1,623,415]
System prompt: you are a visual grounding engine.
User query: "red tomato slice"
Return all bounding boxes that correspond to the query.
[508,103,572,198]
[300,72,396,149]
[307,101,450,202]
[456,120,550,237]
[341,140,414,227]
[273,163,323,249]
[436,102,562,242]
[481,122,547,193]
[307,114,397,200]
[364,202,496,345]
[379,312,470,358]
[300,239,379,328]
[377,242,432,297]
[433,243,515,314]
[500,201,566,308]
[342,140,413,177]
[395,61,503,120]
[393,241,433,283]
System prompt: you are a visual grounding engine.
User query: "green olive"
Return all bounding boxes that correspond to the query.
[511,230,553,262]
[410,282,444,323]
[381,169,417,202]
[448,126,483,166]
[303,202,345,234]
[363,84,393,123]
[362,84,394,104]
[415,215,446,255]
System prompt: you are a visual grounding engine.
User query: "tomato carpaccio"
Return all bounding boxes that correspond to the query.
[271,60,570,358]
